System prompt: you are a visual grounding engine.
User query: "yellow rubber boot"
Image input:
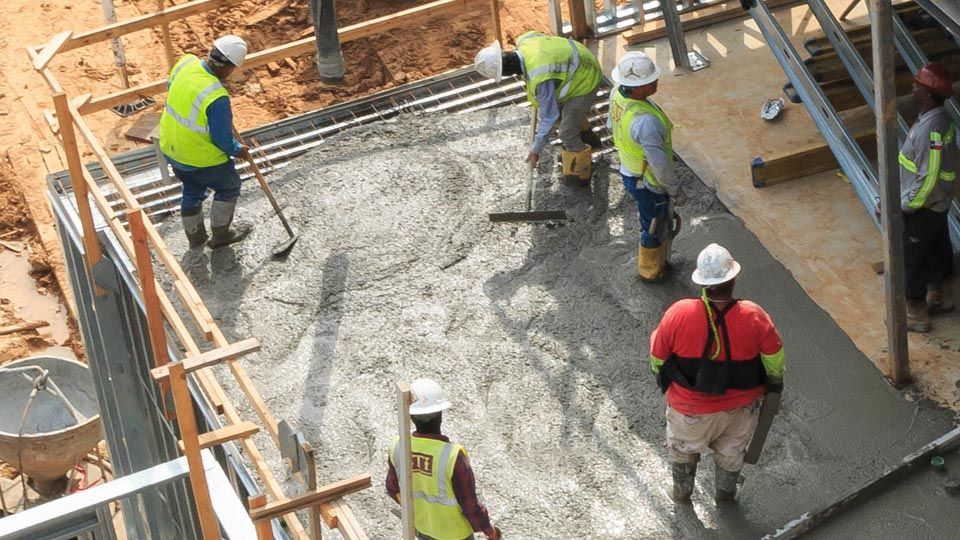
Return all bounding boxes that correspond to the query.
[638,244,667,281]
[561,145,593,185]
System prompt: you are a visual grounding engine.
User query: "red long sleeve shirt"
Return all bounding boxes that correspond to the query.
[385,432,496,538]
[650,298,785,415]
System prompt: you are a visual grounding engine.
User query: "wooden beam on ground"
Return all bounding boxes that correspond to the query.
[127,209,171,367]
[151,338,261,381]
[34,31,73,70]
[623,0,804,44]
[179,421,260,450]
[80,0,487,115]
[752,131,877,187]
[0,321,50,336]
[249,474,372,522]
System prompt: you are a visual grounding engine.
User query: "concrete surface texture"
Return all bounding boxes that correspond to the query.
[158,107,955,539]
[610,1,960,409]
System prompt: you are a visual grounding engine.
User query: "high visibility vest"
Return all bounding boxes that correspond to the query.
[609,87,673,187]
[159,54,231,168]
[899,123,957,209]
[516,31,602,108]
[390,436,474,540]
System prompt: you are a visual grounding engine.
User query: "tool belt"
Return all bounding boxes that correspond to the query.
[657,300,767,395]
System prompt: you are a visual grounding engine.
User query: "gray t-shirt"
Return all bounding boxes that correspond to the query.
[900,106,957,213]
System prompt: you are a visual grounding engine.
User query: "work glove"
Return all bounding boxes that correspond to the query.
[670,187,688,207]
[766,378,783,395]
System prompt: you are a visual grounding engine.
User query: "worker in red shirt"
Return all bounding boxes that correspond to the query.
[386,378,501,540]
[649,243,785,503]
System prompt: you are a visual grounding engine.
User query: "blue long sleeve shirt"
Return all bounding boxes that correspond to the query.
[164,61,242,171]
[516,49,561,154]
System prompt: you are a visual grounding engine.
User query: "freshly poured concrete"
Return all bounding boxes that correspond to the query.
[159,108,956,538]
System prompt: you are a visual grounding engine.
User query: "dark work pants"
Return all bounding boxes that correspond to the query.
[903,209,953,301]
[173,160,242,212]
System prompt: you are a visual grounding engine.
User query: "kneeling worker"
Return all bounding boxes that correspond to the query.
[386,378,501,540]
[609,52,686,281]
[650,244,785,503]
[159,35,253,250]
[474,33,602,185]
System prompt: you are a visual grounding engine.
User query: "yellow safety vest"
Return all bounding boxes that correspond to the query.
[899,123,956,209]
[609,87,673,187]
[390,435,474,540]
[159,54,231,168]
[516,31,602,108]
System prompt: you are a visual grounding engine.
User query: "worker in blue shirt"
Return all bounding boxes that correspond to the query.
[159,35,253,249]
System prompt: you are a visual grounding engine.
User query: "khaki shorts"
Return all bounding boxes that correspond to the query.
[665,399,761,472]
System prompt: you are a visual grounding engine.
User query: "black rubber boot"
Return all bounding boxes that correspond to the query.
[715,467,740,503]
[206,200,252,249]
[181,207,208,249]
[670,462,697,504]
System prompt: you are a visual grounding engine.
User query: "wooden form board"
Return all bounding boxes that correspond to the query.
[752,131,877,188]
[249,474,372,522]
[623,0,805,45]
[151,338,261,380]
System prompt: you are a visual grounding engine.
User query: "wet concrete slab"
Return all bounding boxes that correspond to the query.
[157,107,955,538]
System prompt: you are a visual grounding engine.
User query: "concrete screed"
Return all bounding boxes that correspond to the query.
[158,107,957,539]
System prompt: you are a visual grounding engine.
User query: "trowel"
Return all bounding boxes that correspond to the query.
[488,115,567,223]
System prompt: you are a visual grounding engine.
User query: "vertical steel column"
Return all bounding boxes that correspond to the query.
[871,0,910,386]
[310,0,346,82]
[662,0,693,69]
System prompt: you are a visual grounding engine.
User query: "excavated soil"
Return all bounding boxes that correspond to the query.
[157,108,956,539]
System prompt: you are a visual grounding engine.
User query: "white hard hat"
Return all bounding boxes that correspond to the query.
[691,243,741,286]
[474,40,503,83]
[611,51,660,87]
[213,35,248,67]
[409,378,452,415]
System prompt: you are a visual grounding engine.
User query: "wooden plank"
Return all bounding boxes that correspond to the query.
[80,0,487,114]
[68,100,138,209]
[396,381,415,540]
[488,0,502,46]
[151,338,261,380]
[127,209,170,367]
[182,421,259,450]
[624,0,804,45]
[34,31,73,70]
[303,441,323,540]
[319,502,339,528]
[158,0,176,69]
[169,361,221,540]
[26,47,64,94]
[52,93,103,285]
[568,0,588,41]
[249,474,372,522]
[751,131,877,187]
[249,494,273,540]
[330,499,369,540]
[58,0,243,53]
[0,321,50,336]
[173,279,215,341]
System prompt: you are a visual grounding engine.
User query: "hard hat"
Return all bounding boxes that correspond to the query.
[409,378,452,415]
[915,62,953,98]
[213,35,248,68]
[691,243,741,286]
[474,41,503,83]
[611,51,660,87]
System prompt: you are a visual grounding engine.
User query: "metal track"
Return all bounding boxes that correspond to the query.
[49,66,613,219]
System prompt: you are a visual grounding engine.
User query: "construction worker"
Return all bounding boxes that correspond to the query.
[649,243,785,504]
[474,33,602,185]
[386,378,501,540]
[608,52,687,281]
[159,35,253,250]
[898,62,957,332]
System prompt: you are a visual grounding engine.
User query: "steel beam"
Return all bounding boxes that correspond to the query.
[662,0,693,69]
[915,0,960,40]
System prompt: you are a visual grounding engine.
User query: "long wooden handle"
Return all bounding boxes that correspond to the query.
[233,128,296,237]
[525,113,538,212]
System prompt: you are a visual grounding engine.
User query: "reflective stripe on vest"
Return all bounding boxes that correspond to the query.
[609,87,673,186]
[517,32,601,108]
[158,54,230,168]
[902,123,956,209]
[390,436,474,540]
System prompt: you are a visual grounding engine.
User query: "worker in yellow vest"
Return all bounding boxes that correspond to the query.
[386,378,501,540]
[159,35,252,250]
[608,52,687,281]
[474,33,603,185]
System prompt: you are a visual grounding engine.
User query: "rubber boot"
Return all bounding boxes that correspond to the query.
[927,282,956,315]
[670,462,697,503]
[906,299,931,333]
[181,207,208,249]
[638,244,666,282]
[207,199,252,249]
[561,145,593,186]
[715,467,740,503]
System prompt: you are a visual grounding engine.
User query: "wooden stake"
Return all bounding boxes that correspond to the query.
[158,0,176,69]
[303,441,323,540]
[52,92,103,292]
[169,361,220,539]
[488,0,502,45]
[396,382,415,540]
[0,321,50,336]
[249,494,273,540]
[567,0,589,41]
[127,208,169,367]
